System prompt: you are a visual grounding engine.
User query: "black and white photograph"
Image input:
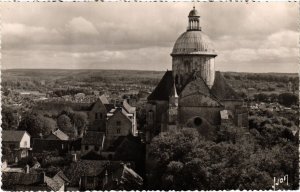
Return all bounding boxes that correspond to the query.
[1,2,299,191]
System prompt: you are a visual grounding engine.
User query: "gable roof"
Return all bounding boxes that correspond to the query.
[81,150,105,160]
[44,175,64,191]
[107,108,132,123]
[211,71,242,101]
[180,73,214,98]
[123,100,136,114]
[46,129,69,141]
[2,172,44,187]
[2,130,28,142]
[82,131,105,146]
[66,160,109,186]
[106,136,127,152]
[147,71,174,101]
[89,97,113,112]
[99,94,109,104]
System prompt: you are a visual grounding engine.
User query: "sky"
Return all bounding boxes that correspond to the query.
[1,2,299,73]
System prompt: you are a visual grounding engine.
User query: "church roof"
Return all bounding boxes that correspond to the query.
[148,71,241,102]
[188,7,199,17]
[180,72,213,98]
[147,71,174,101]
[171,31,217,56]
[211,71,242,101]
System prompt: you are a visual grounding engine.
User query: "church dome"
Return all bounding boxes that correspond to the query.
[188,8,199,17]
[171,31,216,56]
[171,7,217,56]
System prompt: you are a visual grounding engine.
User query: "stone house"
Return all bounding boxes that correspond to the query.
[32,129,69,154]
[2,130,31,164]
[88,95,114,132]
[81,131,105,156]
[106,108,134,147]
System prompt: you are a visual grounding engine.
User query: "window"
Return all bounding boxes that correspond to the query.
[99,113,103,119]
[24,141,27,147]
[116,121,121,126]
[94,145,99,151]
[85,145,89,150]
[117,128,120,134]
[95,113,98,119]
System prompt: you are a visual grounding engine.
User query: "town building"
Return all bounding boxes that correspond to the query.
[32,129,70,155]
[146,7,248,143]
[2,130,31,164]
[2,164,69,191]
[66,160,142,190]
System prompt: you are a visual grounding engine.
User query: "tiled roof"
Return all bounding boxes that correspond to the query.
[107,108,133,123]
[148,71,241,102]
[106,136,127,152]
[44,175,63,191]
[147,71,174,101]
[81,150,104,160]
[54,171,70,183]
[2,172,44,187]
[99,94,109,104]
[66,160,109,186]
[82,131,105,146]
[123,100,136,114]
[106,134,141,152]
[211,71,242,101]
[180,72,214,98]
[2,130,28,142]
[46,129,69,141]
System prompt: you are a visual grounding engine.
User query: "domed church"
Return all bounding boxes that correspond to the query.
[145,7,248,142]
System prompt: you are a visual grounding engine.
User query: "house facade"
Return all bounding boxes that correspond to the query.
[2,130,31,163]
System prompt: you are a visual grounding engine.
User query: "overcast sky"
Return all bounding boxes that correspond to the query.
[1,2,298,73]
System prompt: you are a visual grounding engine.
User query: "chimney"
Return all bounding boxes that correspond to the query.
[105,169,108,185]
[72,153,77,162]
[25,164,30,174]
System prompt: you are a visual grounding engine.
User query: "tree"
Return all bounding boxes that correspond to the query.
[57,114,72,131]
[147,126,298,190]
[57,114,77,138]
[18,113,55,137]
[1,106,18,130]
[73,112,88,137]
[278,93,298,107]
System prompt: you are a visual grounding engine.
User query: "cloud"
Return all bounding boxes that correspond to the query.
[1,3,298,73]
[65,17,99,35]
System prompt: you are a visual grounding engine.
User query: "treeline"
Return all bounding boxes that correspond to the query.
[224,72,298,83]
[16,107,88,139]
[52,88,93,97]
[252,92,298,107]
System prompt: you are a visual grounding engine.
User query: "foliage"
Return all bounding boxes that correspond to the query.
[57,114,77,138]
[278,93,298,107]
[147,128,298,190]
[18,113,56,137]
[1,106,19,130]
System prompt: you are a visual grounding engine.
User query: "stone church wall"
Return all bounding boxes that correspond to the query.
[178,106,222,126]
[172,55,215,88]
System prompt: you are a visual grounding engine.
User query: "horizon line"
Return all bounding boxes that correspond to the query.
[2,68,298,74]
